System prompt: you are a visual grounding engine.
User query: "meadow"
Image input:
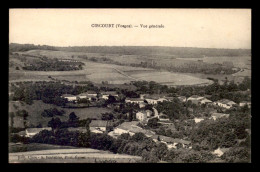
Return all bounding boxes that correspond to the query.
[9,100,112,128]
[9,144,142,163]
[10,50,217,86]
[10,48,251,89]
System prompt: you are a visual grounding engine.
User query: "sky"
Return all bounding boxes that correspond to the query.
[9,9,251,49]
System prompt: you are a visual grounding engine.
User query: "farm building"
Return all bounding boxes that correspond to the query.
[239,101,251,108]
[212,147,230,157]
[77,92,96,101]
[61,94,77,101]
[86,91,97,97]
[144,95,170,105]
[210,113,230,121]
[89,120,108,133]
[125,98,144,104]
[25,127,52,138]
[77,92,88,99]
[213,99,237,109]
[109,121,155,138]
[187,95,205,105]
[199,98,213,105]
[145,98,158,105]
[151,135,191,149]
[138,102,147,108]
[100,91,118,100]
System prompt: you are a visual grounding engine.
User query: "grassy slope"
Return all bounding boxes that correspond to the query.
[9,100,112,127]
[9,143,142,163]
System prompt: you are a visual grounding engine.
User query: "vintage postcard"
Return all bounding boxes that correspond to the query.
[9,8,251,163]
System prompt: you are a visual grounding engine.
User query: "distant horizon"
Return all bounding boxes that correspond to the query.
[9,42,251,50]
[9,9,251,50]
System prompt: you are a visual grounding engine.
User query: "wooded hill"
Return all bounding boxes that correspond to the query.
[9,43,251,58]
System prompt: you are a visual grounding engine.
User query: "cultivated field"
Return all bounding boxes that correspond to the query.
[10,50,214,86]
[9,146,142,163]
[177,56,251,70]
[10,50,250,86]
[9,143,80,153]
[127,71,213,86]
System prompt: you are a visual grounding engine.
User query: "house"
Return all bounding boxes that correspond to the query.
[144,94,170,105]
[77,92,88,99]
[212,147,230,157]
[210,113,230,121]
[101,91,118,100]
[187,95,205,105]
[145,98,158,105]
[61,94,77,101]
[157,98,168,103]
[151,135,191,149]
[199,98,213,105]
[89,120,108,133]
[144,95,162,105]
[136,111,147,122]
[125,98,144,104]
[177,96,187,102]
[109,121,155,138]
[146,110,153,118]
[138,102,147,108]
[239,101,251,108]
[25,127,52,138]
[194,117,204,123]
[164,97,174,101]
[86,91,97,97]
[213,99,237,109]
[77,92,96,101]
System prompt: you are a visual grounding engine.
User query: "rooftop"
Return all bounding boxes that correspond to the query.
[188,95,204,99]
[126,98,144,101]
[117,121,155,136]
[62,94,76,97]
[200,98,212,103]
[217,99,236,105]
[151,135,191,144]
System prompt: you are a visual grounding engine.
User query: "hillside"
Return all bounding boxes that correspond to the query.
[10,43,251,58]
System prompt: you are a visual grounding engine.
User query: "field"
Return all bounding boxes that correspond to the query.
[10,50,217,86]
[9,143,80,153]
[177,56,251,69]
[9,143,142,163]
[9,100,112,127]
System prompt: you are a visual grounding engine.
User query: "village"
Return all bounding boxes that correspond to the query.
[14,87,251,159]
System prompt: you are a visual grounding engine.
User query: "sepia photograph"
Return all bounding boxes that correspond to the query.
[8,8,251,163]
